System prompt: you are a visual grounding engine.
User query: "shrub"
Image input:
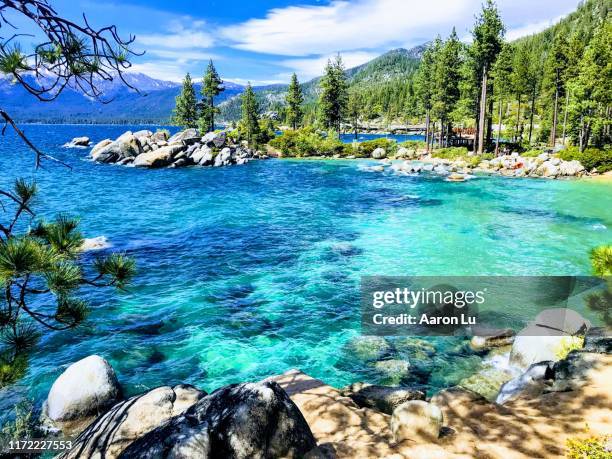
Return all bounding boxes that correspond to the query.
[432,147,469,160]
[590,245,612,277]
[269,128,345,157]
[357,138,398,157]
[155,128,170,139]
[554,336,585,360]
[559,147,612,173]
[566,433,611,459]
[399,140,427,150]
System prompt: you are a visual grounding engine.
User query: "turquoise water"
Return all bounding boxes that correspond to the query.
[0,125,611,413]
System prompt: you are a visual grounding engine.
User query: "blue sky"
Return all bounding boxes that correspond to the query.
[7,0,580,85]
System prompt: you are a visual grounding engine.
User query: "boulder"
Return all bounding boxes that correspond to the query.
[469,328,515,351]
[447,172,466,182]
[391,400,443,444]
[510,328,580,370]
[92,135,142,163]
[62,385,205,458]
[133,130,153,140]
[582,327,612,354]
[496,361,554,405]
[552,351,612,391]
[342,383,425,414]
[168,128,200,145]
[42,355,121,432]
[202,131,227,148]
[537,161,559,178]
[214,147,233,167]
[371,147,387,159]
[119,381,317,459]
[80,236,111,252]
[90,139,114,161]
[191,146,213,165]
[65,136,90,147]
[558,160,584,176]
[133,145,184,168]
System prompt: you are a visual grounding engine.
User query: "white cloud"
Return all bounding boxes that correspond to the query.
[147,49,220,61]
[221,0,579,57]
[221,0,471,56]
[138,20,214,49]
[505,14,567,41]
[281,51,380,80]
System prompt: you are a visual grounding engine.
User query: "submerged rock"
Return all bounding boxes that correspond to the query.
[63,385,205,458]
[344,335,391,362]
[42,355,122,433]
[373,359,410,385]
[119,381,317,459]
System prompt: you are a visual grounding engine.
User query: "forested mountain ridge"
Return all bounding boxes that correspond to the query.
[218,45,425,123]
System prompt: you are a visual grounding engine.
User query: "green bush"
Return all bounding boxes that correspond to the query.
[559,147,612,173]
[432,147,469,160]
[269,128,345,157]
[357,138,398,157]
[590,245,612,277]
[566,434,611,459]
[522,149,544,157]
[399,140,427,150]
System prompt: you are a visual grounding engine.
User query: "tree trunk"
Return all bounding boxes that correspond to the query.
[551,86,559,147]
[528,88,536,145]
[425,109,431,153]
[209,96,215,132]
[477,65,488,155]
[562,91,570,145]
[495,96,503,156]
[515,94,522,142]
[486,84,494,147]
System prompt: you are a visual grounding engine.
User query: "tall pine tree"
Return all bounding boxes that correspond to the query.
[285,73,304,130]
[241,83,261,147]
[200,60,224,133]
[318,54,348,131]
[172,73,197,128]
[471,0,505,154]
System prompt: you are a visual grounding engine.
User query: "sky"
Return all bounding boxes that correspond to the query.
[6,0,581,86]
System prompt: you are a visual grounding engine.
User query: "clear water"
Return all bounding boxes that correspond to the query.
[0,124,610,412]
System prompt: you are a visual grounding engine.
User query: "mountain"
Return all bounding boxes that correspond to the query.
[0,73,244,124]
[218,45,425,122]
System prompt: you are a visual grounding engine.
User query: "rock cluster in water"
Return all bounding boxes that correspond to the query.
[365,148,587,181]
[87,129,268,168]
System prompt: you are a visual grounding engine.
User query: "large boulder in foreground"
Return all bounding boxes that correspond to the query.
[391,400,443,444]
[42,355,122,432]
[119,381,317,459]
[62,385,205,458]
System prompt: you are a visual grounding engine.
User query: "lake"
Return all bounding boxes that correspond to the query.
[0,124,610,414]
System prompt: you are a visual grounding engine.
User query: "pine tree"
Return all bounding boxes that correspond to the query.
[545,33,570,146]
[432,29,462,147]
[241,83,261,147]
[318,54,348,131]
[172,73,198,128]
[471,0,505,154]
[285,73,304,130]
[200,60,224,133]
[492,43,514,155]
[415,39,440,151]
[347,91,361,139]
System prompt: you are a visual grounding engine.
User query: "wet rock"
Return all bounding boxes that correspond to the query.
[80,236,111,252]
[64,136,90,147]
[42,355,122,433]
[62,385,205,458]
[391,400,443,444]
[119,381,317,459]
[342,382,425,414]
